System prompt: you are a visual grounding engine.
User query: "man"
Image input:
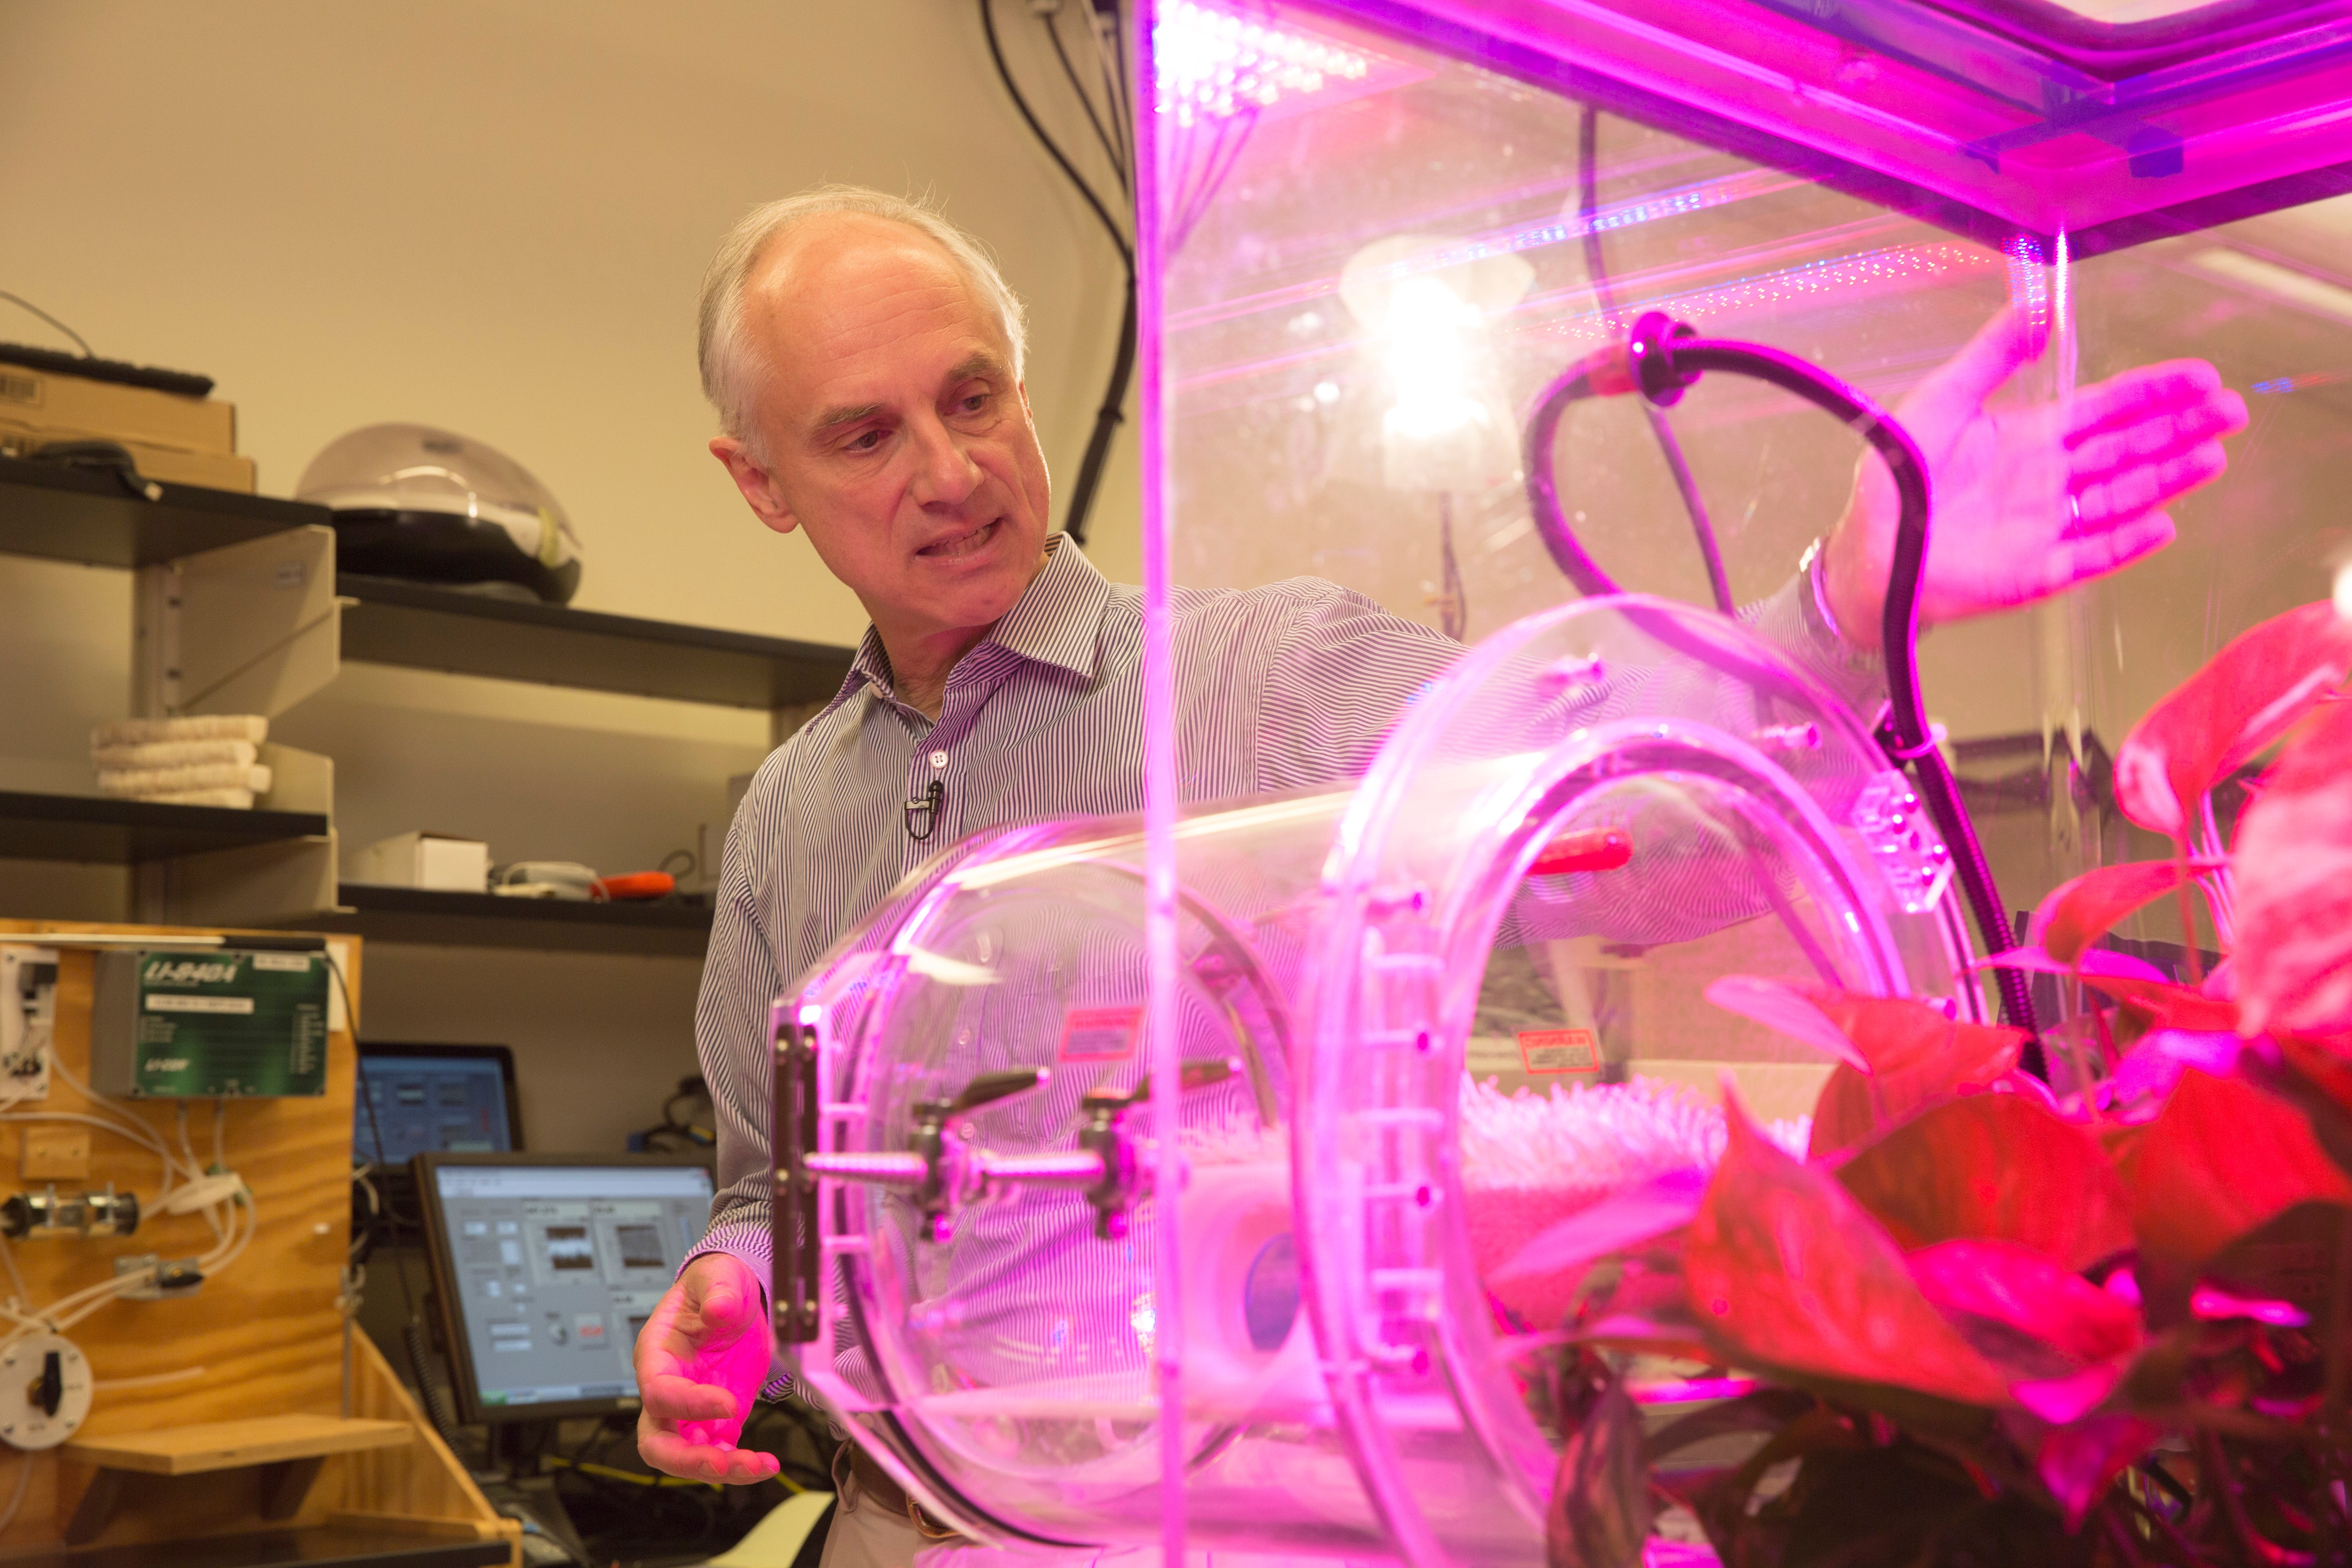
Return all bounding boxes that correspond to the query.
[635,185,2246,1561]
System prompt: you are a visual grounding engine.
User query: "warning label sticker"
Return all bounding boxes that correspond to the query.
[1517,1028,1600,1074]
[1059,1005,1142,1062]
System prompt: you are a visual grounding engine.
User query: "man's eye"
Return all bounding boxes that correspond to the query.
[846,430,884,452]
[959,393,990,414]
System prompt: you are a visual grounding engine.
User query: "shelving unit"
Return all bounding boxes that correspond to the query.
[0,791,329,863]
[294,883,714,957]
[0,454,326,567]
[0,467,852,952]
[338,573,850,708]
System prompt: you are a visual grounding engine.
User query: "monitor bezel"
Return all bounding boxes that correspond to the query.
[412,1150,717,1427]
[356,1041,526,1161]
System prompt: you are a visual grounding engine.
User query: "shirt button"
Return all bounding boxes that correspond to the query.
[929,750,949,768]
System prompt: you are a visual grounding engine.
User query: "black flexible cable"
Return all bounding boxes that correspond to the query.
[1574,108,1733,615]
[978,0,1137,550]
[1042,5,1126,196]
[1095,3,1134,175]
[1522,322,2041,1053]
[1673,339,2038,1047]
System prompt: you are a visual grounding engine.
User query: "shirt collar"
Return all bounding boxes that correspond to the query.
[841,534,1111,703]
[981,534,1110,681]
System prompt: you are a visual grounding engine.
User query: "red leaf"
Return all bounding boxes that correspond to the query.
[1980,946,2170,983]
[1755,985,2026,1159]
[2269,1031,2352,1176]
[2034,1414,2165,1531]
[1835,1094,2134,1271]
[2117,1069,2352,1304]
[1546,1374,1651,1568]
[1682,1096,2013,1405]
[2235,701,2352,1038]
[2015,1361,2128,1425]
[2026,860,2221,968]
[1703,976,1868,1070]
[2073,973,2240,1034]
[2113,600,2352,838]
[1907,1239,2142,1365]
[1491,1166,1706,1284]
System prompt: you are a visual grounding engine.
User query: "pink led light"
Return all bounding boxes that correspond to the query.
[1154,1,1384,126]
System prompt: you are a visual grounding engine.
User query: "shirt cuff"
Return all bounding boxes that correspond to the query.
[1743,562,1886,721]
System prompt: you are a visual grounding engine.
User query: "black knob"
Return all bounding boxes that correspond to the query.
[35,1350,60,1417]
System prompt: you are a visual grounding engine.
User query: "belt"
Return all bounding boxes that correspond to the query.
[834,1439,967,1544]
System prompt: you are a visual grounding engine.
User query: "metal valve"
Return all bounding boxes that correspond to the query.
[801,1057,1241,1245]
[1,1184,138,1241]
[1075,1056,1239,1240]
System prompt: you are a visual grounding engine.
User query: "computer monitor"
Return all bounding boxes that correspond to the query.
[355,1043,523,1165]
[414,1152,715,1424]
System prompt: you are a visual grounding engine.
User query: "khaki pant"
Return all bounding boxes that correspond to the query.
[816,1490,926,1568]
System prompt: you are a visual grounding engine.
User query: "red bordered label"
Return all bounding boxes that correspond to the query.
[1517,1028,1600,1074]
[1059,1005,1143,1063]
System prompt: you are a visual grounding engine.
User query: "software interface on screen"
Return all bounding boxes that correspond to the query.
[358,1052,513,1163]
[433,1163,713,1410]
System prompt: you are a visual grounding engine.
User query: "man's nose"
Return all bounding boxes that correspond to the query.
[906,414,982,508]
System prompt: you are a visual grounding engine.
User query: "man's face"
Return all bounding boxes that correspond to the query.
[714,216,1051,651]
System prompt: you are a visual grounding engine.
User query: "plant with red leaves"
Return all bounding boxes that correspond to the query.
[1522,601,2352,1568]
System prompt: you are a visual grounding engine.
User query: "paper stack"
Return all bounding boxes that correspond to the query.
[92,716,273,809]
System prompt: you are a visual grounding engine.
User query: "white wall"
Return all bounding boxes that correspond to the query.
[0,0,1141,1148]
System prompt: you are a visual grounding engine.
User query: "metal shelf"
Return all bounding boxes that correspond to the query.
[293,883,714,956]
[0,791,330,864]
[336,574,852,709]
[0,457,324,567]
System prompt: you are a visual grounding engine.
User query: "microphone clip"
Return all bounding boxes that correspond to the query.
[905,779,946,842]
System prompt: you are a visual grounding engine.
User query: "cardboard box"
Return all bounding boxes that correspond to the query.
[0,361,235,453]
[0,421,254,492]
[352,831,490,892]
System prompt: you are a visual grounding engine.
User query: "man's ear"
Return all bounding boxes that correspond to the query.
[710,437,799,536]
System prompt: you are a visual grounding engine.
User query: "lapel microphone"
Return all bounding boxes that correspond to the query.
[905,779,946,842]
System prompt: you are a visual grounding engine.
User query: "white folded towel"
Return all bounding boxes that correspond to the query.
[96,763,273,797]
[138,788,256,809]
[90,739,260,771]
[91,715,267,749]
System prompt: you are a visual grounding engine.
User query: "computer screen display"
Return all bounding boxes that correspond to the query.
[356,1044,521,1164]
[416,1154,715,1423]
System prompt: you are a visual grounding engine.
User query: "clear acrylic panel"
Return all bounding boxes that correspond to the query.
[771,1,2352,1562]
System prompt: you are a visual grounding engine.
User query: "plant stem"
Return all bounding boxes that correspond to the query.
[2091,1003,2121,1073]
[2200,1427,2316,1566]
[2324,1205,2352,1424]
[2175,839,2205,985]
[2062,976,2106,1126]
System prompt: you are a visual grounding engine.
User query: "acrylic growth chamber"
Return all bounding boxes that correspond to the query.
[771,2,2352,1561]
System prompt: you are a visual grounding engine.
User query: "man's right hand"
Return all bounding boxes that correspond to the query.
[635,1251,784,1484]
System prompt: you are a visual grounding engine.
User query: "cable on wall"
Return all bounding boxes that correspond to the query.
[0,290,91,358]
[979,0,1137,550]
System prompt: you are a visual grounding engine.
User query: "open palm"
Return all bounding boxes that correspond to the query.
[1824,308,2249,648]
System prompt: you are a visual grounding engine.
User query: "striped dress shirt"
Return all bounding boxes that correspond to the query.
[691,535,1877,1388]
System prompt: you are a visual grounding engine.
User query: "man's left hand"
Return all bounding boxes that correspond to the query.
[1821,307,2249,650]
